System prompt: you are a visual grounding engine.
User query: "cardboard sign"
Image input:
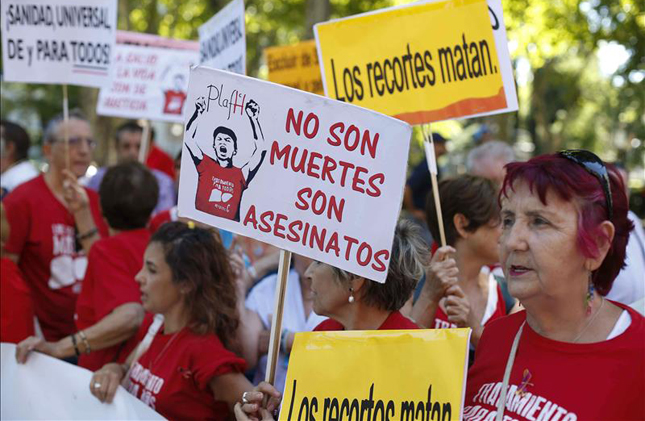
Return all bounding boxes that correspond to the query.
[315,0,508,125]
[0,343,164,420]
[96,36,199,122]
[198,0,246,74]
[1,0,117,87]
[177,67,411,282]
[265,40,324,95]
[281,329,471,420]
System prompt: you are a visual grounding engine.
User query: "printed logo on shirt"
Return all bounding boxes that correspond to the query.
[465,381,577,421]
[128,361,165,409]
[48,224,87,292]
[434,318,457,329]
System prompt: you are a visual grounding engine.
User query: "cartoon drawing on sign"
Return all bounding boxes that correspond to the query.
[185,96,266,221]
[161,67,188,115]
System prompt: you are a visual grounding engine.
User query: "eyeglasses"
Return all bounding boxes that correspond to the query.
[54,137,97,149]
[558,149,613,220]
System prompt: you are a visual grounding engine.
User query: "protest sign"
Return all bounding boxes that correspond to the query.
[0,343,164,420]
[116,30,200,51]
[281,329,471,421]
[265,40,324,95]
[177,66,411,282]
[96,33,199,122]
[198,0,246,74]
[315,0,509,125]
[1,0,117,87]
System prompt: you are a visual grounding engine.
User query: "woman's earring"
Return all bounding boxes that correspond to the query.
[586,274,595,314]
[348,287,355,304]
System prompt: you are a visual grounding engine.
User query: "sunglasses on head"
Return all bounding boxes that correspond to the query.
[558,149,613,220]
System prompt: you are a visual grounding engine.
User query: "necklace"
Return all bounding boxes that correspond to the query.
[572,297,604,343]
[149,327,184,371]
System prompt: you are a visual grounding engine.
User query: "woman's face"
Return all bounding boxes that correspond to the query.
[136,242,183,315]
[499,181,587,303]
[305,261,350,317]
[466,217,502,265]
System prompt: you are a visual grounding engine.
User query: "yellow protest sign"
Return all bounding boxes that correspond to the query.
[281,329,471,421]
[265,40,324,95]
[315,0,507,125]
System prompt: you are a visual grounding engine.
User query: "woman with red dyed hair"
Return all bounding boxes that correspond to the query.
[462,151,644,421]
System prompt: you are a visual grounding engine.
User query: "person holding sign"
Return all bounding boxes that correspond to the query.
[463,151,644,420]
[308,220,428,331]
[3,111,109,344]
[89,222,279,421]
[185,97,266,222]
[411,175,513,348]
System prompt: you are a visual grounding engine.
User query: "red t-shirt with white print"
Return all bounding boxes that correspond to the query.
[126,315,246,421]
[463,302,645,421]
[75,228,150,371]
[433,273,506,329]
[3,175,108,341]
[195,155,246,221]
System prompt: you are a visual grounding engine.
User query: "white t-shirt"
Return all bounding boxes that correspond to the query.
[607,211,645,305]
[245,269,326,393]
[1,161,39,197]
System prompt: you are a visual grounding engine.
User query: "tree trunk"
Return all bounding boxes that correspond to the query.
[305,0,331,39]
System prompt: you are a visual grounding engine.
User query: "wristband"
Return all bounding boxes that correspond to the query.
[78,330,91,354]
[77,228,98,241]
[70,333,80,357]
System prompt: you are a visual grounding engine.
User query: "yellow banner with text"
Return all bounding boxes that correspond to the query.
[265,40,324,95]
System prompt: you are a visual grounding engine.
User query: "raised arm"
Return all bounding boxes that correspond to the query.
[185,97,207,166]
[242,100,266,182]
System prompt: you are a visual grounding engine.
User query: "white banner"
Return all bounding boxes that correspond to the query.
[198,0,246,74]
[1,0,117,87]
[0,343,164,420]
[96,41,199,122]
[178,67,411,282]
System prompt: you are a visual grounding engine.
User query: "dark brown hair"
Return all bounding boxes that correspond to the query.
[426,175,500,246]
[331,219,429,312]
[150,222,239,350]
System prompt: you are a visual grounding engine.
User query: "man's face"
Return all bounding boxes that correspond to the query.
[44,118,94,178]
[213,132,236,162]
[116,130,142,163]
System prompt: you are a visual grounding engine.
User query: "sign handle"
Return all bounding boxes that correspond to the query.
[62,84,70,170]
[264,249,292,385]
[139,119,151,163]
[422,125,447,247]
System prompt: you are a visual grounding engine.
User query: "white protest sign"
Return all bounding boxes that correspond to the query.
[97,33,199,122]
[178,67,411,282]
[1,0,117,87]
[0,343,165,420]
[198,0,246,74]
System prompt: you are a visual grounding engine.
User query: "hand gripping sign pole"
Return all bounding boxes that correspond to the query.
[422,124,447,247]
[264,250,292,385]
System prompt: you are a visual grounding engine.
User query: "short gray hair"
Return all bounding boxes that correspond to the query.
[43,109,89,143]
[466,140,515,173]
[331,219,429,312]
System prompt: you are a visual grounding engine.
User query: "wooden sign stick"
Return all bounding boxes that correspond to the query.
[138,119,151,163]
[422,124,447,247]
[264,249,292,385]
[62,84,70,170]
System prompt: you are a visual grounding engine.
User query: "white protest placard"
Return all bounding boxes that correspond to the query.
[1,0,117,87]
[97,32,199,122]
[198,0,246,74]
[0,343,164,420]
[178,67,411,282]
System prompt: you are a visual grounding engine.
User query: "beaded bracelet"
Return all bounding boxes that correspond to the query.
[70,333,80,357]
[78,330,91,354]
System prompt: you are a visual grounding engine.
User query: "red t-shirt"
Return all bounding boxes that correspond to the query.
[75,229,150,371]
[314,311,419,331]
[163,90,187,115]
[148,206,177,233]
[3,175,108,341]
[464,302,645,421]
[0,257,35,343]
[126,316,246,421]
[195,155,246,221]
[146,144,176,179]
[433,275,506,329]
